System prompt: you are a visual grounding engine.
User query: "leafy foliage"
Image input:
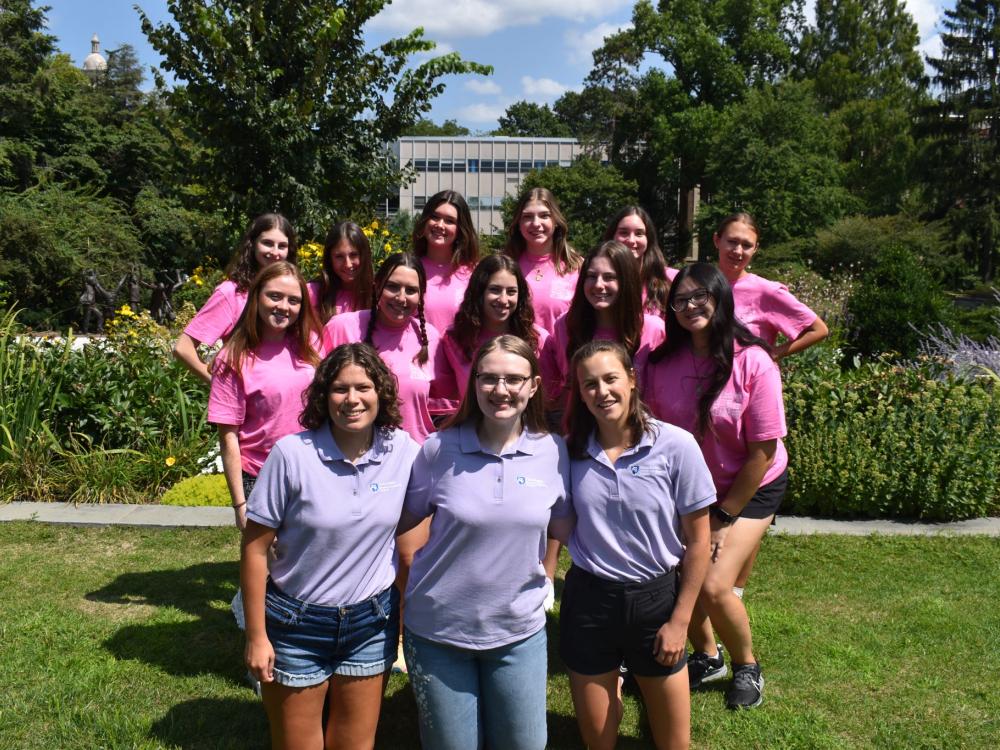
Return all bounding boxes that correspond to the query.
[138,0,491,238]
[494,102,572,137]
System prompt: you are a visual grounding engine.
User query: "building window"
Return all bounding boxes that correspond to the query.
[468,159,479,173]
[414,197,427,210]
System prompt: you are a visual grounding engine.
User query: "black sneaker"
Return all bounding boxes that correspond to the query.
[688,643,727,689]
[726,662,764,709]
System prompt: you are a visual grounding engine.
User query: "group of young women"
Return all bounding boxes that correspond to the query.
[174,190,827,749]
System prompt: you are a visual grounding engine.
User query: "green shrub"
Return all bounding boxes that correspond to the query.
[783,353,1000,521]
[846,245,952,360]
[161,473,230,506]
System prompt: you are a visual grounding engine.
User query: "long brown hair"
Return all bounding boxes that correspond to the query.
[566,241,644,361]
[412,190,480,269]
[448,254,539,359]
[443,334,547,434]
[564,340,654,459]
[365,252,430,365]
[216,261,320,378]
[316,221,374,323]
[225,213,298,293]
[504,187,582,273]
[603,205,670,314]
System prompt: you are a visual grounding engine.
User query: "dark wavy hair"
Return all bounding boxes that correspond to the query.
[564,340,655,459]
[225,213,298,293]
[215,261,320,379]
[300,342,403,432]
[448,254,539,359]
[566,241,644,362]
[503,187,582,273]
[412,190,480,269]
[442,334,547,434]
[603,205,670,314]
[365,252,430,365]
[314,221,374,324]
[649,263,769,437]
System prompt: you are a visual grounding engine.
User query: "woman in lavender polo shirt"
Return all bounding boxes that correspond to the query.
[561,340,714,750]
[399,334,573,750]
[241,343,420,749]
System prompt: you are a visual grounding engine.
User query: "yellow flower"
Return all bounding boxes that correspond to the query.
[165,456,176,467]
[384,242,393,252]
[382,229,390,237]
[117,304,135,317]
[195,278,204,286]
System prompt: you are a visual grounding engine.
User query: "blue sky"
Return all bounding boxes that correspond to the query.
[45,0,949,132]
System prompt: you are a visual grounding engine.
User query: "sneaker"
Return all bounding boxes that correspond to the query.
[688,643,728,689]
[726,662,764,709]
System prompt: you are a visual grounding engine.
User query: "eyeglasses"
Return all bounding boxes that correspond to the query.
[475,373,529,391]
[669,289,712,312]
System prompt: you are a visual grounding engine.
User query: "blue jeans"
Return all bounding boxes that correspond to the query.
[404,627,548,750]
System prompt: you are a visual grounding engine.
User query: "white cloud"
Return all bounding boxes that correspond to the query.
[565,21,632,65]
[370,0,633,38]
[457,102,508,122]
[919,33,943,62]
[904,0,941,39]
[465,79,502,95]
[521,75,573,101]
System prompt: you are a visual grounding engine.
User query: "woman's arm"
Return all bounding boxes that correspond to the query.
[173,332,212,384]
[653,506,711,666]
[219,425,247,530]
[711,438,777,557]
[241,520,278,683]
[773,316,829,361]
[547,513,575,546]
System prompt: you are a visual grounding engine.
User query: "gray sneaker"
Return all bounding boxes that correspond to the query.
[726,662,764,709]
[688,643,728,689]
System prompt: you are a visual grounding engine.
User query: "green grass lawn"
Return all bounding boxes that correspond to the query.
[1,523,997,749]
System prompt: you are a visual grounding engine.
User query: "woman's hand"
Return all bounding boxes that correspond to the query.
[709,515,730,562]
[653,619,688,666]
[245,635,275,683]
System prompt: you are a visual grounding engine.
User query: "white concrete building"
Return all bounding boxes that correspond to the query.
[387,136,593,234]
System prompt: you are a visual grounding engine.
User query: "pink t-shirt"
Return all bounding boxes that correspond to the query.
[323,310,442,443]
[643,344,787,498]
[184,280,248,345]
[421,258,473,335]
[546,313,666,409]
[207,337,317,476]
[731,273,817,346]
[518,254,579,333]
[439,324,554,410]
[307,280,356,319]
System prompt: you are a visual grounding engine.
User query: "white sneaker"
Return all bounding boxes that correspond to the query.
[543,577,556,612]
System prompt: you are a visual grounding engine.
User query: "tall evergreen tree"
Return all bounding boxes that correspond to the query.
[923,0,1000,280]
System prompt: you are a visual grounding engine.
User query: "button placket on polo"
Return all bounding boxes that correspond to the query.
[493,456,504,504]
[350,463,362,517]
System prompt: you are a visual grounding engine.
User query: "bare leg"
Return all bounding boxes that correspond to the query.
[734,539,761,589]
[324,672,389,750]
[261,680,328,750]
[686,600,717,655]
[568,669,623,750]
[698,516,773,665]
[634,669,691,750]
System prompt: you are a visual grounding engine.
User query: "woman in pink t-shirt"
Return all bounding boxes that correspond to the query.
[412,190,480,334]
[174,213,299,384]
[644,263,787,710]
[439,254,553,412]
[208,261,321,529]
[308,220,374,324]
[504,187,582,333]
[603,205,678,315]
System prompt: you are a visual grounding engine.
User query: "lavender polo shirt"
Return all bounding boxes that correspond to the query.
[247,425,420,606]
[569,419,716,583]
[403,422,571,649]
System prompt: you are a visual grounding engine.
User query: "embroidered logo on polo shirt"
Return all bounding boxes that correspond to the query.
[516,476,547,487]
[370,480,402,493]
[630,465,641,475]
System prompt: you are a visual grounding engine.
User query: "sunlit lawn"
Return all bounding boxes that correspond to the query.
[1,523,997,748]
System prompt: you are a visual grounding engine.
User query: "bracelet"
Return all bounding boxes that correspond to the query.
[232,501,247,509]
[710,504,737,525]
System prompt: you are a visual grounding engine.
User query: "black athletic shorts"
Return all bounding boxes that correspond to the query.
[559,565,686,678]
[739,468,788,520]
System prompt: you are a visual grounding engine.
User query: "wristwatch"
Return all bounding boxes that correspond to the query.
[710,504,737,525]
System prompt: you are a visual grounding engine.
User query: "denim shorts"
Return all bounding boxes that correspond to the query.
[559,565,686,678]
[265,580,399,686]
